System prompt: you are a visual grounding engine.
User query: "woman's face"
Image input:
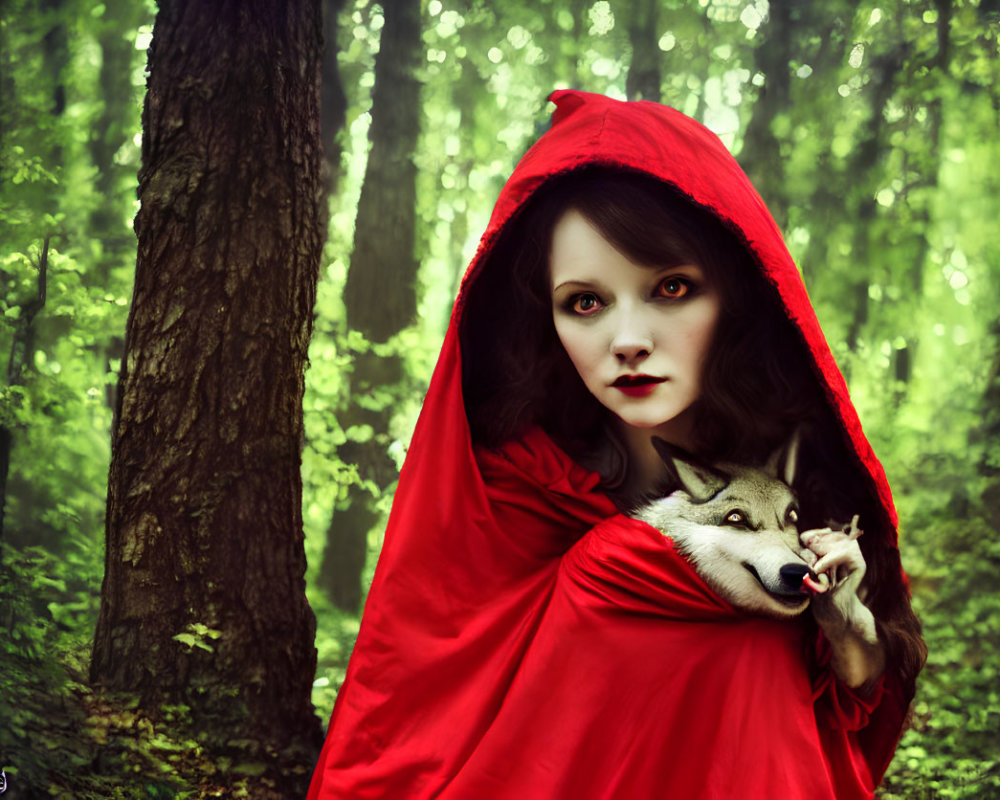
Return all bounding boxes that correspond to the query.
[549,209,721,445]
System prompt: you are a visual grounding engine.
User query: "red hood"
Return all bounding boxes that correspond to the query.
[461,88,896,536]
[308,90,908,800]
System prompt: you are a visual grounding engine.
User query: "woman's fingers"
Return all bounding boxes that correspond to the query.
[800,520,866,592]
[800,522,861,556]
[812,542,863,579]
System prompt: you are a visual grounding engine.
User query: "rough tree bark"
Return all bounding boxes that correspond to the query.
[319,0,422,611]
[89,0,325,786]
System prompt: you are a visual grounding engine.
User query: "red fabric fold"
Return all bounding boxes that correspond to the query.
[442,515,844,799]
[310,431,898,799]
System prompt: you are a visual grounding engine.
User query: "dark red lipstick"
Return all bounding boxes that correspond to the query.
[612,375,666,397]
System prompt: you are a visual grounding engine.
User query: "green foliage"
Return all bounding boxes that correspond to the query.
[881,500,1000,798]
[1,0,141,553]
[305,590,363,723]
[3,0,1000,795]
[172,624,223,654]
[0,544,184,798]
[306,3,1000,796]
[0,545,298,798]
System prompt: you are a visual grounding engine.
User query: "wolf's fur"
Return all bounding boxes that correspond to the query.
[636,438,815,619]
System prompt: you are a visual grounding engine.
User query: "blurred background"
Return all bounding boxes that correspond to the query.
[1,0,997,796]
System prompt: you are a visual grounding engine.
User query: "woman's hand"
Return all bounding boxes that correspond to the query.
[799,520,886,689]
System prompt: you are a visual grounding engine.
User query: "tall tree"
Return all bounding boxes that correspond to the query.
[888,0,951,397]
[321,0,348,197]
[89,0,144,267]
[90,0,325,786]
[319,0,422,611]
[0,239,48,542]
[624,0,660,101]
[739,0,793,228]
[980,317,1000,530]
[89,0,149,417]
[837,45,903,363]
[1,0,69,545]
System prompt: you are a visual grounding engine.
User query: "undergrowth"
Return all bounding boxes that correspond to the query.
[0,544,314,799]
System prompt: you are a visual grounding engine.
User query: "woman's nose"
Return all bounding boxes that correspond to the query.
[611,329,653,363]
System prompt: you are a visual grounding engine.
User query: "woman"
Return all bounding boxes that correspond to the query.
[308,89,925,799]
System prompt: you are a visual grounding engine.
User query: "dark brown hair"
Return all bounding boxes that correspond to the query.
[462,166,822,475]
[460,166,925,697]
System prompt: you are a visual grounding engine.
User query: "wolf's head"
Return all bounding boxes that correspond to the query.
[636,437,813,618]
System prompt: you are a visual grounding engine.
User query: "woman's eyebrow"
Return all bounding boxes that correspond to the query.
[651,262,703,274]
[551,278,603,293]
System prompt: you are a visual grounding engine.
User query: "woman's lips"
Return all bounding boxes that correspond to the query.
[612,375,666,397]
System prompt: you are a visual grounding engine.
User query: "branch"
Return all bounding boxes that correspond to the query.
[6,236,51,384]
[22,235,50,326]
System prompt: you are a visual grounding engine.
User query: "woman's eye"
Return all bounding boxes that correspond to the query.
[656,277,691,299]
[570,293,602,314]
[724,510,745,525]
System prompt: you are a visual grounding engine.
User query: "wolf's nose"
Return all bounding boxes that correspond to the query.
[779,563,811,593]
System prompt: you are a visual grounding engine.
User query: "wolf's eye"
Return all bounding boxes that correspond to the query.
[787,508,799,524]
[723,510,745,526]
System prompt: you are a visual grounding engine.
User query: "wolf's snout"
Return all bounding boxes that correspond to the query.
[778,563,811,594]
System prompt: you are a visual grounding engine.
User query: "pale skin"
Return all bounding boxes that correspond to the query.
[800,525,886,689]
[549,208,885,690]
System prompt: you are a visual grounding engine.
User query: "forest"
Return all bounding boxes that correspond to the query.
[1,0,998,797]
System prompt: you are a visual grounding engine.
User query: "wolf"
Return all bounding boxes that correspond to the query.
[635,437,835,619]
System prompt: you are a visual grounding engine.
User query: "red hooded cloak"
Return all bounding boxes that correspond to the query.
[307,90,911,799]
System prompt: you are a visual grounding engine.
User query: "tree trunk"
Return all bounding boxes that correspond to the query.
[739,0,792,228]
[41,0,68,117]
[321,0,348,198]
[320,0,421,611]
[624,0,660,101]
[89,0,144,271]
[444,57,476,313]
[840,48,898,357]
[90,0,325,785]
[571,0,591,89]
[1,0,67,546]
[1,239,49,543]
[976,316,1000,535]
[980,319,1000,479]
[891,0,951,399]
[90,0,147,413]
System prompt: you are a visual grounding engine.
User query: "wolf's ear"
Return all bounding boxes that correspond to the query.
[651,437,727,502]
[765,429,801,487]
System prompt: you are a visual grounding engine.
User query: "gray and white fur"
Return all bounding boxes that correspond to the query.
[635,436,816,618]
